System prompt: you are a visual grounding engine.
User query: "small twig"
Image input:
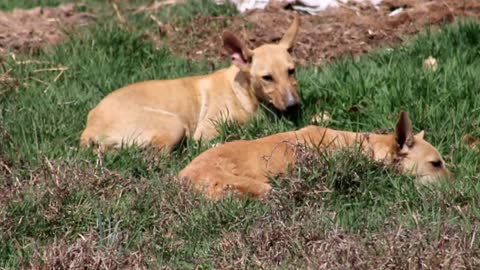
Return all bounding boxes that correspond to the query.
[150,14,163,27]
[0,160,13,176]
[337,1,361,12]
[9,53,55,66]
[29,67,68,92]
[15,60,53,65]
[470,225,477,249]
[109,0,131,30]
[43,84,53,93]
[440,0,454,14]
[412,211,420,230]
[53,69,65,82]
[33,66,68,73]
[0,68,13,77]
[30,77,49,85]
[44,157,60,187]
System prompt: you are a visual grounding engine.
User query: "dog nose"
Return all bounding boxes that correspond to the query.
[285,90,299,108]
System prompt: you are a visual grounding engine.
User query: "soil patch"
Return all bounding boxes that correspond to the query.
[0,4,95,54]
[162,0,480,66]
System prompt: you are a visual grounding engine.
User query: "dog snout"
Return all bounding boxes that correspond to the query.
[284,90,300,109]
[446,169,455,181]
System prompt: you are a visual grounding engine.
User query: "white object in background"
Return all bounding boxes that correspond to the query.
[423,56,438,71]
[215,0,269,12]
[388,7,404,16]
[217,0,384,14]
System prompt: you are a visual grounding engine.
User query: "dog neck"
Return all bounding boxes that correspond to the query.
[225,65,259,114]
[304,126,399,167]
[361,133,398,165]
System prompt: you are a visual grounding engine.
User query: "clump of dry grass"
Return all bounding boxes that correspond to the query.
[1,152,209,268]
[0,122,22,208]
[1,158,136,245]
[215,222,479,269]
[28,230,147,270]
[268,143,390,209]
[0,63,21,97]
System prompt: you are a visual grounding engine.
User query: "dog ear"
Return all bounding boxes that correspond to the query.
[279,13,300,50]
[415,130,425,140]
[395,111,415,149]
[222,31,253,70]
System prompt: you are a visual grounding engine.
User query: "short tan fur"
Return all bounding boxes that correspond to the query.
[80,15,301,151]
[179,112,452,199]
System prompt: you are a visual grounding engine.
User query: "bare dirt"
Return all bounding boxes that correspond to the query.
[163,0,480,66]
[1,1,478,66]
[0,4,95,55]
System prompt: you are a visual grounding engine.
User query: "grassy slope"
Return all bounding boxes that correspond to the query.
[1,1,479,268]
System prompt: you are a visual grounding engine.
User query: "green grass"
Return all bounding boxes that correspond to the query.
[1,0,480,268]
[0,0,63,10]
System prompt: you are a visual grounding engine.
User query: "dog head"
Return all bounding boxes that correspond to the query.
[393,111,452,183]
[222,14,300,112]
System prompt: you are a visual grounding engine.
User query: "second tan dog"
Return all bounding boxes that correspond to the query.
[179,112,452,199]
[80,15,300,152]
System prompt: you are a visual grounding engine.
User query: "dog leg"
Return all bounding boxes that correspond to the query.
[228,177,272,198]
[149,119,187,152]
[200,172,271,199]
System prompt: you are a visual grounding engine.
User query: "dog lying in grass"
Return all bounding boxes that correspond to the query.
[179,112,452,199]
[80,15,301,152]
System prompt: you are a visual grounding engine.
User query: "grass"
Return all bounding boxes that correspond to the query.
[1,0,480,268]
[0,0,63,10]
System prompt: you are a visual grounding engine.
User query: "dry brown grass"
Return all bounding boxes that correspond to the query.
[28,230,147,270]
[0,151,206,268]
[215,223,479,269]
[0,57,22,97]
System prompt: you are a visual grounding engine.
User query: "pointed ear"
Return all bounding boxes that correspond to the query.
[415,130,425,140]
[278,13,300,50]
[222,31,253,70]
[395,111,415,149]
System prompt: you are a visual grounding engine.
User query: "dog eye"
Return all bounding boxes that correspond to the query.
[262,75,273,82]
[288,68,295,76]
[430,160,443,168]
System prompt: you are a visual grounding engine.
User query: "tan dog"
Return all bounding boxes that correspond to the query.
[80,15,301,151]
[179,112,452,199]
